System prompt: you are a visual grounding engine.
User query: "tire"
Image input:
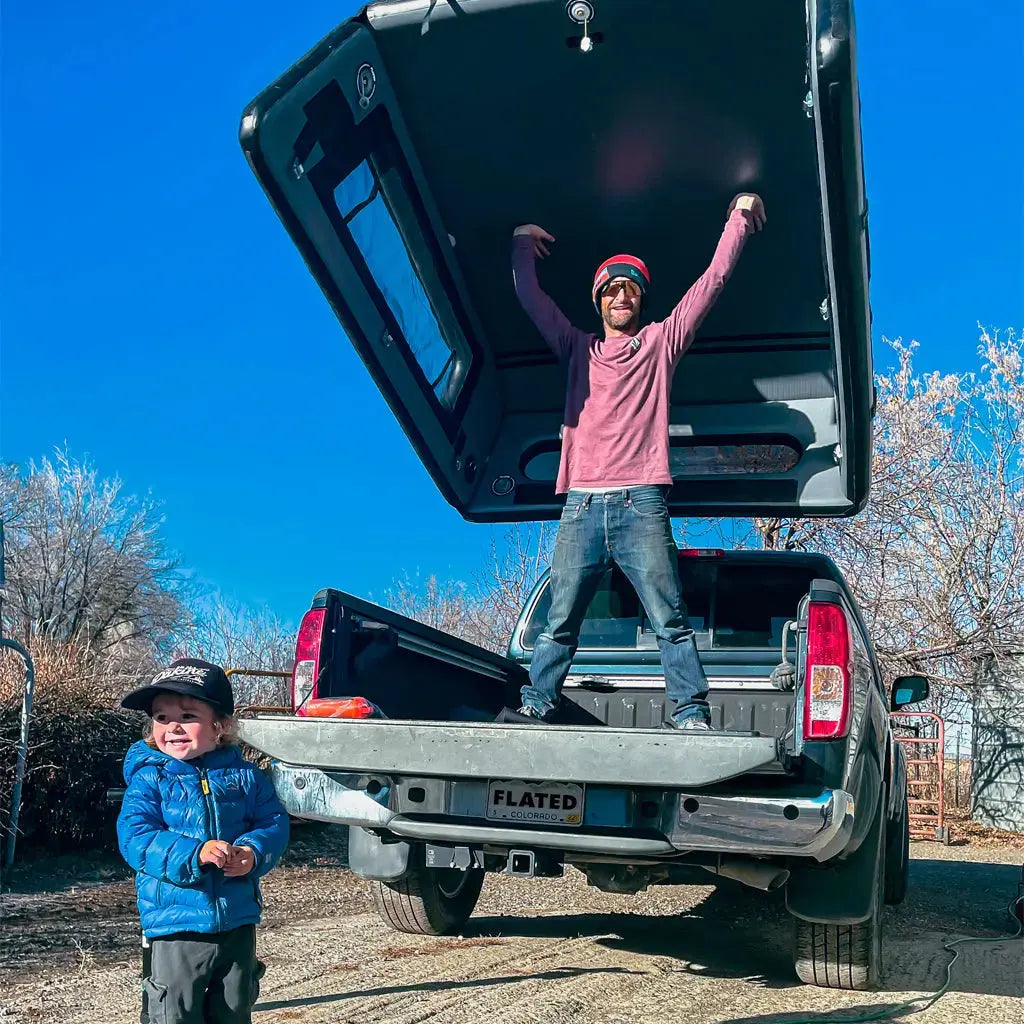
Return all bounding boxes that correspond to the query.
[372,849,485,936]
[884,803,909,905]
[793,812,885,990]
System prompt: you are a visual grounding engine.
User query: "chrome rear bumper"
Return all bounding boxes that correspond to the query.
[269,763,854,863]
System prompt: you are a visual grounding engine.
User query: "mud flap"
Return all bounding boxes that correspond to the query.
[786,787,884,925]
[348,825,411,881]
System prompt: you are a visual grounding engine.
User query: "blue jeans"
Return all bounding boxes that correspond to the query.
[521,486,710,724]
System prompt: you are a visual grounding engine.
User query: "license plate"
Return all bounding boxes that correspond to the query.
[486,780,585,826]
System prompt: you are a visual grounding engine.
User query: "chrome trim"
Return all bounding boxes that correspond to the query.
[671,789,855,862]
[269,763,395,827]
[269,763,854,865]
[388,818,676,856]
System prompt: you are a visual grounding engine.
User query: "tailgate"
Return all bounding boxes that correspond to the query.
[238,716,783,788]
[240,0,873,522]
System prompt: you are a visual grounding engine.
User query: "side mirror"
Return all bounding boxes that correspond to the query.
[891,674,929,711]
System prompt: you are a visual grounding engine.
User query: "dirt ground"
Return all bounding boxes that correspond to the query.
[1,820,1021,1024]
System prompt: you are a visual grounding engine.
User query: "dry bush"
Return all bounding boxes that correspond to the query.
[901,758,973,812]
[0,639,151,855]
[0,636,284,858]
[0,637,151,711]
[0,701,140,853]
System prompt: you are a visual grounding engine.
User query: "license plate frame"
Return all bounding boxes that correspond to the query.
[485,779,585,827]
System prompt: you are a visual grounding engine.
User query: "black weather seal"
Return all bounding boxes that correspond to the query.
[341,183,382,225]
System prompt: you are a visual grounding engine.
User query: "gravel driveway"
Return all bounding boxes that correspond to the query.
[2,825,1021,1024]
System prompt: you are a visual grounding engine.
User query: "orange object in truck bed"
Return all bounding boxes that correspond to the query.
[298,697,381,719]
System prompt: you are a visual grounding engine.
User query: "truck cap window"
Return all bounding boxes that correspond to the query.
[335,161,460,406]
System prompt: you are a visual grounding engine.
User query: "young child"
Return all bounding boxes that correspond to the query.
[117,658,289,1024]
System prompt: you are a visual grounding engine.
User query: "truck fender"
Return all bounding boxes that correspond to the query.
[786,785,884,925]
[348,825,411,881]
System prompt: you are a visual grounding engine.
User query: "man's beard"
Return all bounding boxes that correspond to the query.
[603,308,638,332]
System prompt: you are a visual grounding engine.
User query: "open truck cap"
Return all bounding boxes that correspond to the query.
[240,0,874,521]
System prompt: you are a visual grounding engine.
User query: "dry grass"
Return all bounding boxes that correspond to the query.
[903,758,973,809]
[0,636,150,711]
[0,639,149,851]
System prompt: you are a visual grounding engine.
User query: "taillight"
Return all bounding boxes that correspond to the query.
[803,600,852,740]
[292,607,326,714]
[679,548,725,557]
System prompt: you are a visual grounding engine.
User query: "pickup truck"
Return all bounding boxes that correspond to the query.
[241,555,928,991]
[237,0,919,992]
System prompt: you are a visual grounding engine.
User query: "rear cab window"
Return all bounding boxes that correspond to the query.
[521,557,824,652]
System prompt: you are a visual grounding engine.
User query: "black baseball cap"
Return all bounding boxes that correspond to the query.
[121,658,235,716]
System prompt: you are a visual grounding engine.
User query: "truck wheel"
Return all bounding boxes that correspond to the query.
[883,803,909,905]
[793,813,885,990]
[372,851,484,936]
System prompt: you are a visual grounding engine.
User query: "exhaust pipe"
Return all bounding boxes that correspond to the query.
[703,856,790,892]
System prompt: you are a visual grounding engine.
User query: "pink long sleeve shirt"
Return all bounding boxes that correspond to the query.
[512,210,754,494]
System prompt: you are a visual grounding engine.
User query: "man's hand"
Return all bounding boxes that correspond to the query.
[199,840,233,869]
[513,223,555,258]
[223,845,256,877]
[728,193,766,231]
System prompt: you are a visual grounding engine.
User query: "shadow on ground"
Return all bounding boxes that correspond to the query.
[467,858,1024,998]
[254,966,642,1012]
[723,1007,919,1023]
[468,883,795,990]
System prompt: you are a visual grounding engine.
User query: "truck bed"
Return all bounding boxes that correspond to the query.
[304,588,797,738]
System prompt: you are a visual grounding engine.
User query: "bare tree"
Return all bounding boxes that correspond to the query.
[379,526,555,654]
[744,329,1024,708]
[178,596,296,707]
[384,328,1024,718]
[0,448,186,656]
[182,597,295,669]
[384,573,494,650]
[474,524,554,652]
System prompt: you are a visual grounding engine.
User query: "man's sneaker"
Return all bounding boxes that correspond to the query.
[668,717,712,731]
[516,705,554,723]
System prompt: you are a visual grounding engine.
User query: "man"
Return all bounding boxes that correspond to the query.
[511,193,766,729]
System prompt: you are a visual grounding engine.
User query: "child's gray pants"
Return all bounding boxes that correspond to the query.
[140,925,264,1024]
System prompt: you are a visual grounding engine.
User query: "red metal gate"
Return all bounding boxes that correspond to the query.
[891,711,951,844]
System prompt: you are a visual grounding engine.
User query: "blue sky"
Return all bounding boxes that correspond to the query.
[2,1,1021,625]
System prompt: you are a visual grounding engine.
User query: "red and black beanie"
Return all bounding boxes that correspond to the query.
[592,254,650,314]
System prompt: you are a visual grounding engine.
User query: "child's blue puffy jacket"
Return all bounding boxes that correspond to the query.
[117,741,290,938]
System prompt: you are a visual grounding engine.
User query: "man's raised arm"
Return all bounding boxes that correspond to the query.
[512,224,590,361]
[660,194,766,362]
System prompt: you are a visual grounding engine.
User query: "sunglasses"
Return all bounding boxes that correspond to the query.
[601,279,642,300]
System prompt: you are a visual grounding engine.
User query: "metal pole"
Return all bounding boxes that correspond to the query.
[954,729,961,808]
[2,637,35,870]
[936,713,946,836]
